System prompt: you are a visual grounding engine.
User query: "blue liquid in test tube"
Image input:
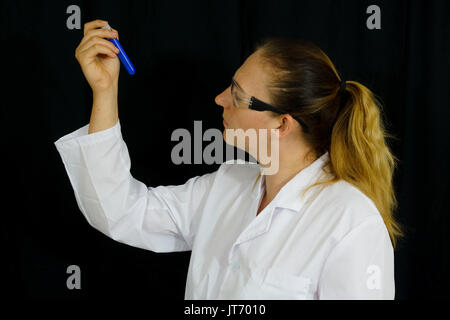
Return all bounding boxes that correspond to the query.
[102,24,136,75]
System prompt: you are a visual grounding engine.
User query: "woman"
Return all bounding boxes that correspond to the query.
[55,19,403,299]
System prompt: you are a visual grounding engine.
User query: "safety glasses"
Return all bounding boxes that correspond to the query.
[231,77,310,133]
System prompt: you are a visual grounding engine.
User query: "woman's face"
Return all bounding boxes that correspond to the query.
[215,51,279,155]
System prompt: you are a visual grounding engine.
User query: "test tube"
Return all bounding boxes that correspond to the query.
[102,24,136,75]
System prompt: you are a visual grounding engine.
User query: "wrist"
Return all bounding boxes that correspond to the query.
[92,85,118,100]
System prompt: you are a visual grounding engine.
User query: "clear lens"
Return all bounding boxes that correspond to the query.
[231,81,247,108]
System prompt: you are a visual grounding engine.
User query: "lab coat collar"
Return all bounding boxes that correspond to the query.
[228,151,330,262]
[258,151,330,213]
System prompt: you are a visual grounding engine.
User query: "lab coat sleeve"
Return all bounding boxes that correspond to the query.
[317,215,395,300]
[54,119,217,253]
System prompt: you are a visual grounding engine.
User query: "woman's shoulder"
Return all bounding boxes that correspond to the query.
[217,159,261,181]
[316,179,383,227]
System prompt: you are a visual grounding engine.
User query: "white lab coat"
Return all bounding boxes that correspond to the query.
[54,119,395,300]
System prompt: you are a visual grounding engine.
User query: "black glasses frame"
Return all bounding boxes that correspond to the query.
[231,78,310,133]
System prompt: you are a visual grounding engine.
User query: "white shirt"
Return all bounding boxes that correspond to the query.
[54,119,395,300]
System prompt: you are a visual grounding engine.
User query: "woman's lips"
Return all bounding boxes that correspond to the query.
[223,119,228,126]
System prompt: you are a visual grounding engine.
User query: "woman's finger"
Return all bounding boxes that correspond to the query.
[80,28,118,47]
[78,37,120,56]
[83,19,108,36]
[78,43,118,60]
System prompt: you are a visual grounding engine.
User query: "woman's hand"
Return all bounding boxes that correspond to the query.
[75,19,120,93]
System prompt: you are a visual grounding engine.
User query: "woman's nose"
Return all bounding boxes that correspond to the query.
[215,86,232,109]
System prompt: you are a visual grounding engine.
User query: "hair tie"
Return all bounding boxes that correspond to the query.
[336,80,348,113]
[339,80,347,92]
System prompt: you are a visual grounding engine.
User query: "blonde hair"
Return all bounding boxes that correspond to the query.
[254,37,405,249]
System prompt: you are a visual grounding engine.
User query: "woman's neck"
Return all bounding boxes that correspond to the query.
[258,148,317,214]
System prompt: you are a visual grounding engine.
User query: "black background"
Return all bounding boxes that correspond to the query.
[1,0,449,300]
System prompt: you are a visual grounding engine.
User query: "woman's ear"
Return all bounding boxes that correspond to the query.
[276,115,296,138]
